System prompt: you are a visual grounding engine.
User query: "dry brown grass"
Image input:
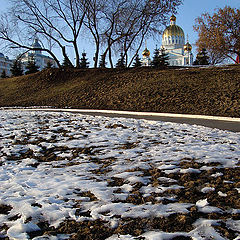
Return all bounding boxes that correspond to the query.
[0,65,239,117]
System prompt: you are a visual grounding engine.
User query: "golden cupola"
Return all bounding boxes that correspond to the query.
[142,48,150,57]
[184,41,192,52]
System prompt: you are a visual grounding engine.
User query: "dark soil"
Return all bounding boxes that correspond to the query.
[0,65,240,117]
[0,205,12,215]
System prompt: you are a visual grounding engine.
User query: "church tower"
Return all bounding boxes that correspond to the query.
[141,43,151,66]
[162,15,185,50]
[161,15,193,66]
[31,38,42,55]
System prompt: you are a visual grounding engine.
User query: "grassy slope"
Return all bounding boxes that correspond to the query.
[0,65,240,117]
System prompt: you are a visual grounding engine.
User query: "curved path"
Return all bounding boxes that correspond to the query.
[6,108,240,133]
[68,110,240,133]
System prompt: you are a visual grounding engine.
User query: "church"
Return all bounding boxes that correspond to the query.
[21,39,58,71]
[142,15,193,66]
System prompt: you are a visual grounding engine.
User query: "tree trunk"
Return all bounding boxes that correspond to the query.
[62,46,74,68]
[73,41,80,68]
[108,47,113,68]
[94,39,100,68]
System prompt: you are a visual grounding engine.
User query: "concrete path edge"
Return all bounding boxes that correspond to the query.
[2,107,240,122]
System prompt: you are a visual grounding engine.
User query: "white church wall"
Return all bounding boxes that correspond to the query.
[141,16,193,67]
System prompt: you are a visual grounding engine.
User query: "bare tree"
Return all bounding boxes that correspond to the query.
[124,0,184,67]
[0,0,183,68]
[84,0,104,68]
[86,0,183,68]
[0,13,61,67]
[86,0,128,68]
[0,0,87,68]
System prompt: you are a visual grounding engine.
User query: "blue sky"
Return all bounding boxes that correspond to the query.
[0,0,239,64]
[176,0,239,53]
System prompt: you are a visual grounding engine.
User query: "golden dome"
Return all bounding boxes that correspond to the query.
[162,15,184,39]
[142,48,150,57]
[184,42,192,51]
[162,25,185,38]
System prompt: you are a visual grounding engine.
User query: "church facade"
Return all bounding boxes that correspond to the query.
[21,39,58,71]
[142,15,193,66]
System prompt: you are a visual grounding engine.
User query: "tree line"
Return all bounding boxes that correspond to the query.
[0,0,183,69]
[6,51,91,78]
[0,2,238,73]
[6,45,169,78]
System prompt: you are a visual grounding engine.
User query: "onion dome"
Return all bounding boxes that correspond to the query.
[31,38,42,54]
[32,38,42,49]
[184,42,192,52]
[142,48,150,57]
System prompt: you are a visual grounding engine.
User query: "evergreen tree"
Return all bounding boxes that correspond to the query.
[62,56,72,68]
[115,52,126,68]
[193,48,210,65]
[132,54,142,67]
[25,57,39,75]
[159,48,169,67]
[10,59,23,77]
[79,52,90,68]
[99,54,107,68]
[1,70,7,78]
[151,46,161,68]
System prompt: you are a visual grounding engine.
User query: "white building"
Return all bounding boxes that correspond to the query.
[141,15,193,67]
[21,39,58,71]
[0,53,13,77]
[161,15,193,66]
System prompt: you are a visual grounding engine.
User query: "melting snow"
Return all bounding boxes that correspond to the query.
[0,110,239,240]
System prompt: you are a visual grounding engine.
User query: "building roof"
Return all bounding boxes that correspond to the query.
[32,39,42,49]
[162,16,184,38]
[142,48,150,57]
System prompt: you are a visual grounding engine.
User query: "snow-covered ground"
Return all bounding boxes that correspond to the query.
[0,110,239,240]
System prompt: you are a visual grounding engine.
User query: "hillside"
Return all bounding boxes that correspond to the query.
[0,65,240,117]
